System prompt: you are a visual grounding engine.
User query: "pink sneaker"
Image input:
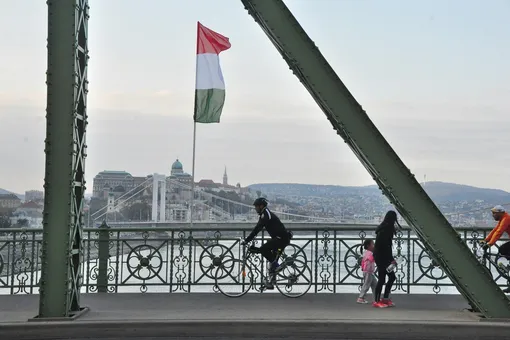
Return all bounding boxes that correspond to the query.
[372,301,388,308]
[381,298,394,307]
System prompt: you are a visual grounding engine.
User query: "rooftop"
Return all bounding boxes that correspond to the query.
[0,193,20,200]
[197,179,218,188]
[96,170,132,176]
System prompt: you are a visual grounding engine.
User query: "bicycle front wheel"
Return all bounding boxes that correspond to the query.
[215,258,253,298]
[276,258,312,298]
[485,253,510,282]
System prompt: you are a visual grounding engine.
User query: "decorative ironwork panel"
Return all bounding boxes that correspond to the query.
[0,226,506,295]
[0,229,42,295]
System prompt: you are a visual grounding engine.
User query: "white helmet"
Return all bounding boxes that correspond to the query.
[490,205,506,213]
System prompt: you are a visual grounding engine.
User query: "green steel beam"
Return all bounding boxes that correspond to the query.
[240,0,510,318]
[39,0,89,318]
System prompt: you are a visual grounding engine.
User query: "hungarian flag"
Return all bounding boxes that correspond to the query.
[194,22,231,124]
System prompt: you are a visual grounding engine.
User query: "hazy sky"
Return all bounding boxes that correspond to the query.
[0,0,509,194]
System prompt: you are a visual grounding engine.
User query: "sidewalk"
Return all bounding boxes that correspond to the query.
[0,293,509,339]
[0,292,474,323]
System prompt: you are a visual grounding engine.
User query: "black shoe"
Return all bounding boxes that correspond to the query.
[264,277,275,290]
[268,270,278,283]
[503,287,510,294]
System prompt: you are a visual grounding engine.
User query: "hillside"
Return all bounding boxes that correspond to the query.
[248,181,510,204]
[420,182,510,203]
[0,188,23,200]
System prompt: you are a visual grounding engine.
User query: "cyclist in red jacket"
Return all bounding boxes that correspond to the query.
[480,205,510,293]
[481,205,510,255]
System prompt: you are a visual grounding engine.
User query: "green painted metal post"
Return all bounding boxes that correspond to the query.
[39,0,89,318]
[97,222,110,293]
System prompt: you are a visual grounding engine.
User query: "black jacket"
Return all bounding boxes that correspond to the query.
[245,208,288,243]
[373,216,397,267]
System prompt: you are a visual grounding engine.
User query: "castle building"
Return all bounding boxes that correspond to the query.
[92,171,147,199]
[25,190,44,203]
[167,159,192,202]
[0,193,21,209]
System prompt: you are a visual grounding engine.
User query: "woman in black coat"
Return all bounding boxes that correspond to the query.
[373,210,398,307]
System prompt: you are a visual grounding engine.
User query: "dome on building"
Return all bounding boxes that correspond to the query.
[172,159,183,170]
[171,159,186,176]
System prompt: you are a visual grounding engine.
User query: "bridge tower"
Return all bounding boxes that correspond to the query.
[106,192,115,220]
[151,174,167,222]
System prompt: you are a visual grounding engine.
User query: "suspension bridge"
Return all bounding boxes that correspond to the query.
[89,174,337,226]
[88,173,501,229]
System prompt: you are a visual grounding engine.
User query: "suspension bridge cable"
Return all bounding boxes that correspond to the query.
[91,177,152,217]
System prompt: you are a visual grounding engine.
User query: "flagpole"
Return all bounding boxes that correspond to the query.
[190,122,197,227]
[189,21,200,228]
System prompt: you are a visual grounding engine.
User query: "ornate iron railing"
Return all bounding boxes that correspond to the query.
[0,225,505,295]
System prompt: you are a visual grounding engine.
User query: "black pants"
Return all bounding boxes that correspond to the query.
[499,241,510,258]
[375,264,396,302]
[254,238,289,264]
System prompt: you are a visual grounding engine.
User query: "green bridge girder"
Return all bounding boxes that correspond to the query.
[39,0,89,318]
[240,0,510,318]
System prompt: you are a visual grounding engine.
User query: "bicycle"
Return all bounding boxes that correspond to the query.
[214,238,312,298]
[473,240,510,288]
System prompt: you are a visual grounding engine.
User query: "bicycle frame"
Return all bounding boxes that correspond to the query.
[214,238,312,298]
[474,241,510,282]
[239,240,285,288]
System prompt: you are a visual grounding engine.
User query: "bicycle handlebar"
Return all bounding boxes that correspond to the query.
[238,237,255,247]
[477,240,490,247]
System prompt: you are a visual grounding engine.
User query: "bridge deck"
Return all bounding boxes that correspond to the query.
[0,293,472,323]
[1,293,509,339]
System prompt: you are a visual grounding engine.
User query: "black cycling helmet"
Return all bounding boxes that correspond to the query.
[253,197,268,207]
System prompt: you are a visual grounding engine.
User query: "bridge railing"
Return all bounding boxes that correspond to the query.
[0,225,504,295]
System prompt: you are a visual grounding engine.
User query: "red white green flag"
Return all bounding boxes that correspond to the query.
[194,22,231,124]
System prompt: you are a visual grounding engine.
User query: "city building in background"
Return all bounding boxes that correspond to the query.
[11,200,44,227]
[25,190,44,203]
[92,171,147,199]
[0,193,21,209]
[88,157,259,224]
[168,159,192,202]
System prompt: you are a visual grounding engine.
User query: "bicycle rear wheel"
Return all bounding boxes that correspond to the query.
[275,258,312,298]
[215,258,253,298]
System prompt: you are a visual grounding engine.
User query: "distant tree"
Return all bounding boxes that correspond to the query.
[0,215,11,229]
[121,202,151,221]
[205,190,253,215]
[17,218,29,227]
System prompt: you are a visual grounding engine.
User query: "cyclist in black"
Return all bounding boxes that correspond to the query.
[242,197,291,289]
